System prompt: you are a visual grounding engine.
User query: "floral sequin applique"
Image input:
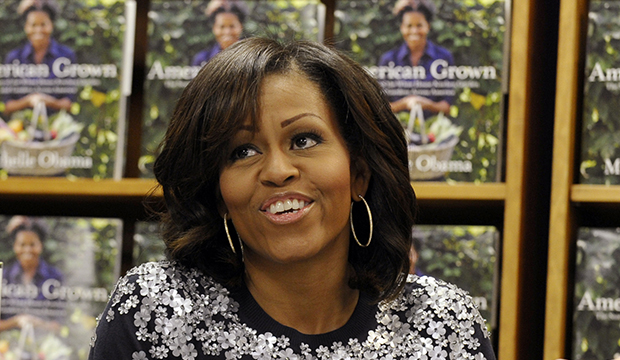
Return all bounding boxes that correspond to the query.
[93,261,492,360]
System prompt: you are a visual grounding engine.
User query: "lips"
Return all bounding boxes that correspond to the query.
[261,194,313,216]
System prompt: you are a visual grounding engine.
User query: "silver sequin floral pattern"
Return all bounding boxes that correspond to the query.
[91,261,492,360]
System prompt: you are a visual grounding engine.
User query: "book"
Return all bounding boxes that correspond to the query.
[139,0,326,177]
[0,0,133,179]
[411,225,499,331]
[579,0,620,184]
[572,227,620,359]
[133,220,166,266]
[333,0,509,182]
[0,215,122,360]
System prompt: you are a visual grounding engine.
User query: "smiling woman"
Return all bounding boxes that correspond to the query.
[88,37,496,360]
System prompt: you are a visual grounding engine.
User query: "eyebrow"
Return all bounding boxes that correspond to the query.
[237,113,323,132]
[281,113,322,128]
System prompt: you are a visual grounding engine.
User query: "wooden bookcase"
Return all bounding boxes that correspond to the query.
[543,0,620,359]
[0,0,562,359]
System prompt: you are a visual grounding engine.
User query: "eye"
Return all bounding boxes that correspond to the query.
[291,132,323,150]
[230,144,260,161]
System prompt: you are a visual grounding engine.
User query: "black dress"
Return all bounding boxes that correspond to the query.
[89,261,496,360]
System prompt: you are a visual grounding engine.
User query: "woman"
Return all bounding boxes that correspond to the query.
[89,38,495,359]
[191,0,248,67]
[379,0,454,116]
[0,216,63,332]
[3,0,76,115]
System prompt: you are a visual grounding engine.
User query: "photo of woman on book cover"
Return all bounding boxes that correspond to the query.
[3,0,76,116]
[334,0,506,183]
[140,0,325,178]
[191,0,249,66]
[0,215,121,360]
[379,0,454,117]
[0,0,127,179]
[0,216,64,333]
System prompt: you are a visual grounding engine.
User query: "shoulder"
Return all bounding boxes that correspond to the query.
[90,261,240,358]
[378,274,495,358]
[49,39,76,60]
[379,42,407,66]
[426,40,453,61]
[104,261,237,322]
[5,43,28,63]
[38,259,63,280]
[192,44,220,66]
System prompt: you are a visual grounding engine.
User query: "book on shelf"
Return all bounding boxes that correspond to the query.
[572,227,620,359]
[133,220,166,266]
[139,0,326,178]
[411,225,499,332]
[333,0,509,182]
[579,0,620,185]
[0,0,135,180]
[0,215,122,359]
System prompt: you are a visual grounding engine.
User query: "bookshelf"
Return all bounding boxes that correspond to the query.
[544,0,620,358]
[0,0,562,359]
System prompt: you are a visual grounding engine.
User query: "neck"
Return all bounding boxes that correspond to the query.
[20,261,39,284]
[31,41,50,64]
[407,41,426,64]
[244,255,359,335]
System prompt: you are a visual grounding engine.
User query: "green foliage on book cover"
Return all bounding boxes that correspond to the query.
[139,0,323,177]
[572,228,620,359]
[0,216,121,360]
[580,0,620,184]
[0,1,126,179]
[412,225,498,328]
[334,0,505,182]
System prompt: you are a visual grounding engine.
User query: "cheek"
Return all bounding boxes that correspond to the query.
[219,171,251,213]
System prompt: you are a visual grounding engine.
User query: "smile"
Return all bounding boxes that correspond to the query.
[266,199,306,214]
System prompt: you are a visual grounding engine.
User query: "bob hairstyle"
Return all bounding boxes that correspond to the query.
[394,0,436,24]
[153,37,417,301]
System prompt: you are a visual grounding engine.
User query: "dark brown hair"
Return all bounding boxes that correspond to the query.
[19,0,58,22]
[153,37,417,301]
[395,0,436,24]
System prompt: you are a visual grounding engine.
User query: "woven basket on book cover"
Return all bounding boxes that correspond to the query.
[1,102,79,176]
[404,104,459,181]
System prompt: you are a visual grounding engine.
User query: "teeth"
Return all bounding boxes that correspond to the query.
[267,199,306,214]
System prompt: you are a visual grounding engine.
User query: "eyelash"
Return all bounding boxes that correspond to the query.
[229,130,325,162]
[291,130,324,150]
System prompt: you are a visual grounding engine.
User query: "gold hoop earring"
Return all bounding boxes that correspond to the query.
[224,213,236,254]
[350,195,373,247]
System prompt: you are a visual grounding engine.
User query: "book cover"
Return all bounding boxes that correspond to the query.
[0,215,122,360]
[133,220,166,266]
[411,225,499,331]
[139,0,326,177]
[579,0,620,184]
[572,227,620,359]
[334,0,508,182]
[0,0,133,179]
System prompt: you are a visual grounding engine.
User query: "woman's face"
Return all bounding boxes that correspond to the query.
[212,12,243,50]
[13,230,43,269]
[24,10,54,49]
[219,71,368,267]
[400,11,430,50]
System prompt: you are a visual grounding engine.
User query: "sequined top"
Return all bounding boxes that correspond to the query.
[88,261,496,360]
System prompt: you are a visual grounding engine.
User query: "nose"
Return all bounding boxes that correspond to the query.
[259,149,299,187]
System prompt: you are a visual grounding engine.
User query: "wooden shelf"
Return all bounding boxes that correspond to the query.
[0,177,160,199]
[571,184,620,203]
[413,182,506,201]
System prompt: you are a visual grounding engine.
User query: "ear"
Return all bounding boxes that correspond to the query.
[350,156,371,200]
